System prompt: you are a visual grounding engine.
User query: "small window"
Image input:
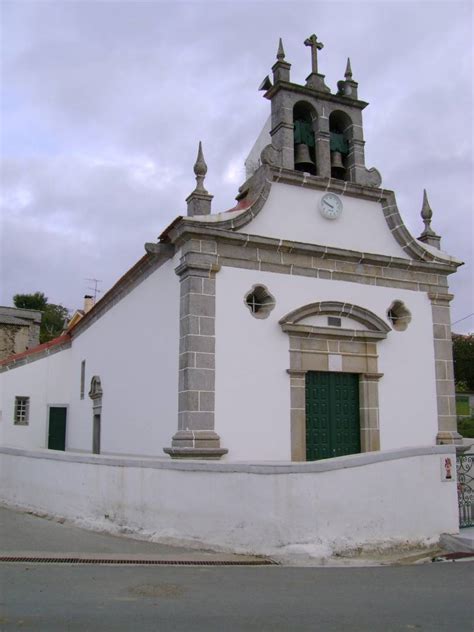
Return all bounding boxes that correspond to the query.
[328,316,342,327]
[80,360,86,400]
[244,285,276,319]
[14,396,29,425]
[387,300,412,331]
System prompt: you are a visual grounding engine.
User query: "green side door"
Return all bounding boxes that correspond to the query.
[306,372,360,461]
[48,407,67,451]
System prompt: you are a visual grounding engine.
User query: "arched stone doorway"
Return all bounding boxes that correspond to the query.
[279,301,390,461]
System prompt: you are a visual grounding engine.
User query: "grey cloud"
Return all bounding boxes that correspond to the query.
[1,1,472,330]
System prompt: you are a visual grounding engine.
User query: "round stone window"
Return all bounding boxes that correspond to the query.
[387,300,411,331]
[244,285,276,319]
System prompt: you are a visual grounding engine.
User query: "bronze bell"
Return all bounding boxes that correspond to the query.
[294,143,315,172]
[330,151,345,179]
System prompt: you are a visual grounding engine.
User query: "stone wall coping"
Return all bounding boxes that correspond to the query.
[0,445,455,475]
[0,306,43,325]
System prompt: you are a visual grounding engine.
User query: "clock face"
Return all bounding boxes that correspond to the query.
[320,193,343,220]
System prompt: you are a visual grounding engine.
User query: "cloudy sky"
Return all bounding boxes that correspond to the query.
[1,0,473,332]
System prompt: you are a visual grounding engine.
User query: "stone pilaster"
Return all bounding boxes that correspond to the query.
[288,369,306,461]
[346,138,366,183]
[313,116,331,179]
[359,373,382,452]
[164,241,227,459]
[429,293,463,446]
[270,90,294,170]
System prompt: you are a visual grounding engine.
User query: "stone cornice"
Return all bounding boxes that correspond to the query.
[264,80,369,110]
[175,258,220,279]
[166,224,457,275]
[281,324,388,342]
[428,293,455,305]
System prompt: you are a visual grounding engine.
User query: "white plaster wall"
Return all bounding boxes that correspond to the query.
[0,446,459,558]
[215,266,438,460]
[68,256,180,456]
[0,349,71,449]
[240,182,409,259]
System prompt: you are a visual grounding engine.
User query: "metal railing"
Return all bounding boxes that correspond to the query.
[457,452,474,528]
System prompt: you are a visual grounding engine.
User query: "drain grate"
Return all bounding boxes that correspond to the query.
[0,556,276,566]
[432,551,474,562]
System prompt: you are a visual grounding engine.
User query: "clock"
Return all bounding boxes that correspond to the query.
[320,193,343,220]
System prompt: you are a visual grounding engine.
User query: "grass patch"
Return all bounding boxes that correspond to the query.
[456,395,470,416]
[458,417,474,438]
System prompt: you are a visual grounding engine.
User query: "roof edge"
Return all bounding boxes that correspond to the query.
[0,334,71,371]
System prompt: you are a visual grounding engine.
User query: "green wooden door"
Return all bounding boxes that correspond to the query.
[306,372,360,461]
[48,407,67,451]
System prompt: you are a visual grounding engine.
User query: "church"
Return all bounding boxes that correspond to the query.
[0,36,463,465]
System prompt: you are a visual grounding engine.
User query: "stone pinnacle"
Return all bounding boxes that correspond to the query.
[345,57,353,79]
[276,38,285,61]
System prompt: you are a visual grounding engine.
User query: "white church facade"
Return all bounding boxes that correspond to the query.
[0,37,463,465]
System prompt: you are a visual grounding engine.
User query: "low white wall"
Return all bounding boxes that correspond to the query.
[0,446,459,558]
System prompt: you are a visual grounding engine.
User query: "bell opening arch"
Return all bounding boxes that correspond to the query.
[293,101,318,175]
[329,110,353,181]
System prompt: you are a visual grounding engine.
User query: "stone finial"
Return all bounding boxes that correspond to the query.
[345,57,352,79]
[418,189,441,249]
[271,37,291,84]
[421,188,433,223]
[193,141,208,193]
[276,38,285,61]
[336,56,358,99]
[186,141,213,217]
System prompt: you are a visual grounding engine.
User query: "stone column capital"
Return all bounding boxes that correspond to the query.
[428,292,454,305]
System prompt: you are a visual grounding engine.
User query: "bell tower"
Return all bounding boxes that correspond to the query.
[260,36,381,188]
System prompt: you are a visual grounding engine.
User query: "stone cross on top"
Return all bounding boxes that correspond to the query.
[304,33,330,92]
[304,34,324,75]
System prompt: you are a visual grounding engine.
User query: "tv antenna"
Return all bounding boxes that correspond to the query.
[85,278,103,302]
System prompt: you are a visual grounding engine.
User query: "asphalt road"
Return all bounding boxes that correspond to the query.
[1,563,473,631]
[0,506,472,631]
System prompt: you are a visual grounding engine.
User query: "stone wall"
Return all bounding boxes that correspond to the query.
[0,307,42,361]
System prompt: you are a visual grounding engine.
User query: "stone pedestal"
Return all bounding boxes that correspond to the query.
[164,430,227,459]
